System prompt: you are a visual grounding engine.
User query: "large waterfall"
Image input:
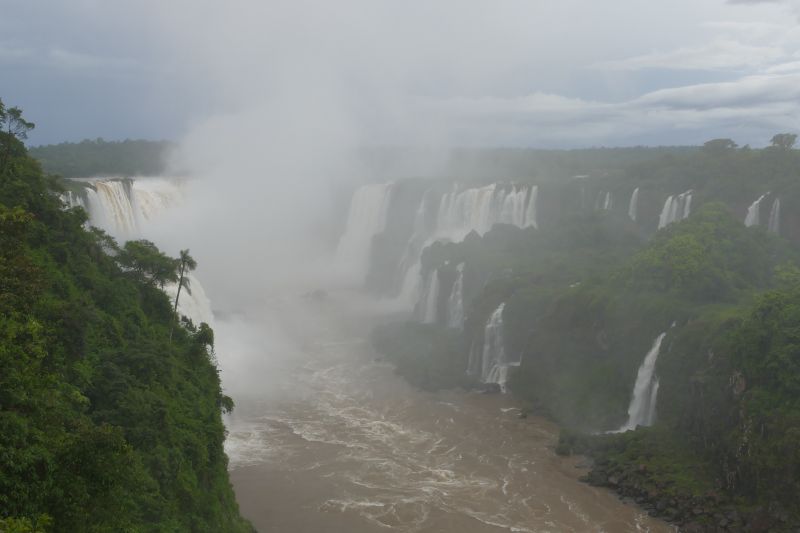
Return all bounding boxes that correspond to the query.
[657,190,693,229]
[335,183,393,283]
[768,198,781,234]
[391,183,537,308]
[62,176,213,327]
[615,332,666,432]
[744,193,770,227]
[468,303,516,391]
[446,263,465,329]
[63,177,184,240]
[628,187,639,221]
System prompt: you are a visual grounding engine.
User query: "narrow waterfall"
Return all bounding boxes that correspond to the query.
[446,263,465,329]
[63,177,184,239]
[395,191,436,304]
[525,185,539,229]
[657,190,693,229]
[628,187,639,221]
[602,192,613,210]
[419,270,440,324]
[335,183,393,283]
[744,193,769,227]
[615,332,667,432]
[768,198,781,234]
[469,303,513,391]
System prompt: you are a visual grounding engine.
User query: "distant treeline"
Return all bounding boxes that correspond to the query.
[30,138,174,178]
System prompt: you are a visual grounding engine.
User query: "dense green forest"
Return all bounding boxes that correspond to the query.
[0,102,251,531]
[29,139,173,178]
[372,139,800,530]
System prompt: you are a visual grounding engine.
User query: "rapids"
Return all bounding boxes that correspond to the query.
[221,294,672,533]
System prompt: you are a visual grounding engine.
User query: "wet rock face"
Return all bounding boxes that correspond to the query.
[582,461,799,532]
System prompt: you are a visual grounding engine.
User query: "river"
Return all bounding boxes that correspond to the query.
[219,292,672,533]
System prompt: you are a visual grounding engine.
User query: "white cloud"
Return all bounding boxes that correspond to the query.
[594,39,785,71]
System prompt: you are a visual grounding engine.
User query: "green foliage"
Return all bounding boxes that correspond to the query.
[0,102,251,531]
[371,322,474,391]
[29,139,173,178]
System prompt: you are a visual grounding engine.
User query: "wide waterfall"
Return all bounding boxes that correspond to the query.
[768,198,781,234]
[335,183,393,283]
[615,332,667,432]
[63,177,183,240]
[62,176,214,327]
[628,187,639,221]
[657,190,693,229]
[435,183,538,242]
[394,183,537,309]
[468,303,516,391]
[744,193,770,227]
[446,263,465,329]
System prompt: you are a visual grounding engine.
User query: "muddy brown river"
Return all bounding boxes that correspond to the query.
[219,293,672,533]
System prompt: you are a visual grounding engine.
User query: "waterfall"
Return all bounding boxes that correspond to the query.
[393,183,538,310]
[446,263,465,329]
[658,190,693,229]
[628,187,639,221]
[525,185,539,229]
[434,183,539,242]
[62,177,214,327]
[63,177,184,240]
[419,269,440,324]
[744,193,770,227]
[468,303,514,391]
[394,191,436,305]
[768,198,781,234]
[615,332,667,432]
[602,192,613,210]
[335,183,393,283]
[163,273,215,327]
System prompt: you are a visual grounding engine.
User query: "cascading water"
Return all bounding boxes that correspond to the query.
[657,190,693,229]
[419,269,440,324]
[394,183,538,311]
[446,263,465,329]
[628,187,639,221]
[163,273,216,327]
[597,191,613,211]
[525,185,539,229]
[468,303,515,391]
[62,177,214,327]
[335,183,393,284]
[615,332,667,432]
[768,198,781,234]
[744,193,770,227]
[63,177,184,239]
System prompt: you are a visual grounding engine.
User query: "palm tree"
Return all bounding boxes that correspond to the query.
[170,249,197,342]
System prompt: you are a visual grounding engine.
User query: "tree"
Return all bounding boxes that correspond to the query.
[116,240,178,288]
[702,138,738,155]
[0,101,35,170]
[770,133,797,150]
[170,249,197,342]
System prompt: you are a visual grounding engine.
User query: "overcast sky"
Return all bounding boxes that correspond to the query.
[3,0,800,147]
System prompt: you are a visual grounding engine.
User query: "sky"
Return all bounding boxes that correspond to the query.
[3,0,800,147]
